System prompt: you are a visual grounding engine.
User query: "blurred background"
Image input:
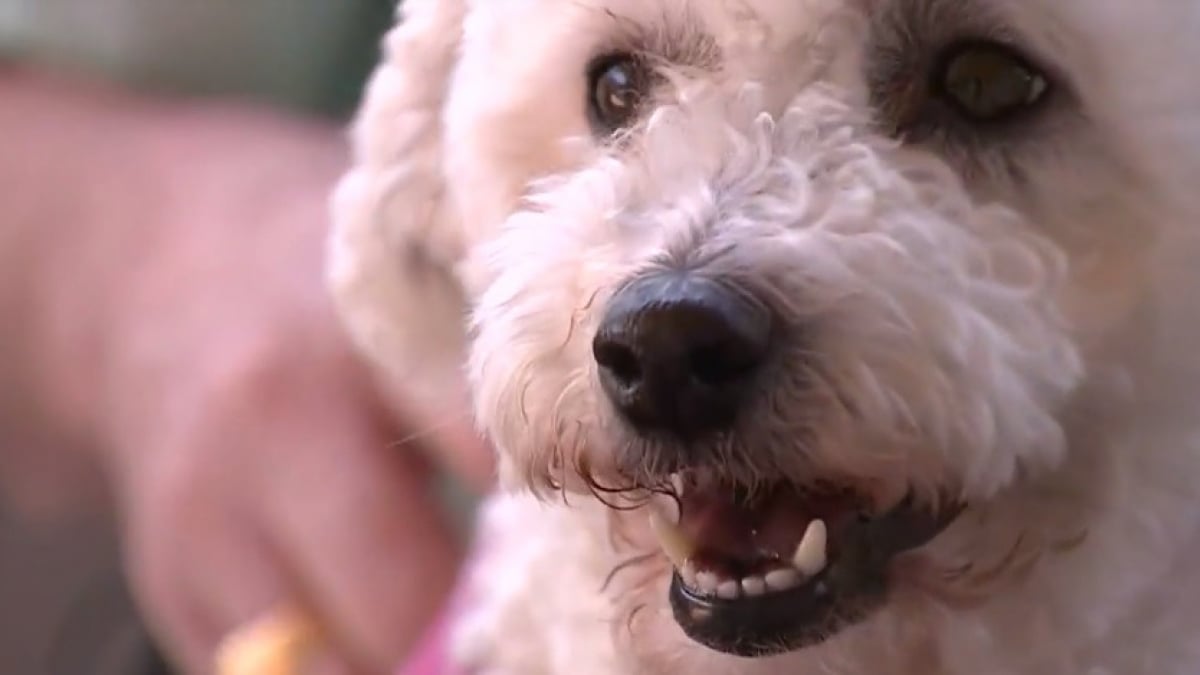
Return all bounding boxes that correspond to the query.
[0,2,418,673]
[0,0,393,117]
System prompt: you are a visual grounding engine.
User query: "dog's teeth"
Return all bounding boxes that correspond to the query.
[792,519,828,576]
[764,567,801,591]
[649,511,694,569]
[741,576,767,597]
[717,580,740,599]
[696,571,719,594]
[680,562,699,590]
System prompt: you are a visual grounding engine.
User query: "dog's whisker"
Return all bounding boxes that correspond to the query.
[601,552,660,593]
[385,411,476,451]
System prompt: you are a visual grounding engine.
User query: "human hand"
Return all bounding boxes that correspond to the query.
[0,72,491,675]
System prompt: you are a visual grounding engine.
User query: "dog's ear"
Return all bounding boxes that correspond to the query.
[328,0,471,423]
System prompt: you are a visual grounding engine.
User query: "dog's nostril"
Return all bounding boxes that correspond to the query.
[592,272,772,440]
[593,341,642,386]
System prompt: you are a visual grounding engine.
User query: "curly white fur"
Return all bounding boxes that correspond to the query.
[330,1,1200,673]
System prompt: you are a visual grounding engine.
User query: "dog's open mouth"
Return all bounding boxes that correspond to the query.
[649,477,961,657]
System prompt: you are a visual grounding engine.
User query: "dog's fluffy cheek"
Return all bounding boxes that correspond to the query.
[465,205,638,494]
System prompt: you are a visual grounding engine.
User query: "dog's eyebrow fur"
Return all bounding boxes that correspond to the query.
[584,4,722,71]
[869,0,1015,79]
[875,0,1005,33]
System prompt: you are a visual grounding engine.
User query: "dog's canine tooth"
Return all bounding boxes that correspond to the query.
[649,510,694,569]
[670,473,685,496]
[764,567,801,591]
[792,519,828,576]
[717,580,740,599]
[741,576,767,597]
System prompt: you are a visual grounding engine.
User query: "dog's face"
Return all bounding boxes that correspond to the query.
[337,0,1200,663]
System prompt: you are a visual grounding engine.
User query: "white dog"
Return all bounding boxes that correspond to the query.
[329,0,1200,673]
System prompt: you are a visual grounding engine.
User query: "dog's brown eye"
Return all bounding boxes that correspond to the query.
[587,54,648,135]
[934,42,1049,122]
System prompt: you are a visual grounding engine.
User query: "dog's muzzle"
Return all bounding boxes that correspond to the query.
[592,271,962,658]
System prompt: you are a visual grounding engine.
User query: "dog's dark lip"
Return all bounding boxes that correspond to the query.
[667,495,963,658]
[669,568,843,657]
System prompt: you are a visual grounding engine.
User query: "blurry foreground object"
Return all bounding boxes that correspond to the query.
[215,608,320,675]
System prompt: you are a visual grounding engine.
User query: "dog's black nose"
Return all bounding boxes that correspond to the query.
[592,272,772,439]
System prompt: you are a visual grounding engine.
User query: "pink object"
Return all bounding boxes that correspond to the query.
[397,575,475,675]
[398,608,454,675]
[399,535,490,675]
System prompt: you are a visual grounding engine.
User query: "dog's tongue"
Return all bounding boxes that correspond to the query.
[679,486,858,568]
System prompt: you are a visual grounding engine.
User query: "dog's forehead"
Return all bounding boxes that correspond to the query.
[462,0,1199,52]
[465,0,845,52]
[461,0,1200,124]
